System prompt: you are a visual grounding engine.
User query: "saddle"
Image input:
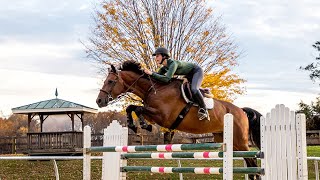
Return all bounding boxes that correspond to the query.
[181,82,214,109]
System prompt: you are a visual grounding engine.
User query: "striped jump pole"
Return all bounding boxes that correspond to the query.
[86,143,224,153]
[121,151,263,159]
[121,166,264,175]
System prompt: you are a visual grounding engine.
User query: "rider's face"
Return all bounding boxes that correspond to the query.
[155,54,163,65]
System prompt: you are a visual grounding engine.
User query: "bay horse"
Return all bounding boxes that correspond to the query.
[96,60,262,179]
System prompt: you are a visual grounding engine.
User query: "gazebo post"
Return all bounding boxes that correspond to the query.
[40,114,44,132]
[81,113,84,131]
[71,113,75,132]
[27,113,31,132]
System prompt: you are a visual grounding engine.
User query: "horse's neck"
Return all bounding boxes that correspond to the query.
[120,71,149,99]
[120,71,183,100]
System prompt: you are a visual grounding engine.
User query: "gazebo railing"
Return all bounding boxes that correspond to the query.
[27,131,83,151]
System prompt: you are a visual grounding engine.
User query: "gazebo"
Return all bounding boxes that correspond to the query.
[12,92,97,155]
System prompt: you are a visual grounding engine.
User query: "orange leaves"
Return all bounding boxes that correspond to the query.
[146,17,153,25]
[202,69,246,102]
[107,7,116,15]
[186,46,195,53]
[112,27,119,34]
[203,31,210,37]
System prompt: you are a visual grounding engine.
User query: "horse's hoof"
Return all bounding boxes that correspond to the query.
[128,124,137,133]
[144,125,152,132]
[249,174,260,180]
[140,123,150,130]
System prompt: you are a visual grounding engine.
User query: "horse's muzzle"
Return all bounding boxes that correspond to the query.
[96,98,108,108]
[96,95,113,108]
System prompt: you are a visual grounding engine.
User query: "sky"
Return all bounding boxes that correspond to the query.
[0,0,319,118]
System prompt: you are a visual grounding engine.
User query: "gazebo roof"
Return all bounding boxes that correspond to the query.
[12,98,98,114]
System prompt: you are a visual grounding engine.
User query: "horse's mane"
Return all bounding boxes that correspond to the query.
[120,60,144,75]
[119,60,182,85]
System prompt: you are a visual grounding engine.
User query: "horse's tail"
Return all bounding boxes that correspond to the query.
[242,107,263,149]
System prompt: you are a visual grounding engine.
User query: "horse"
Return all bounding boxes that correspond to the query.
[96,60,262,179]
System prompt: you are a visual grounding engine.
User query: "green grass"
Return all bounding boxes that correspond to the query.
[0,146,320,180]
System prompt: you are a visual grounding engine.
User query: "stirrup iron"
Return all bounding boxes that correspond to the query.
[198,108,210,121]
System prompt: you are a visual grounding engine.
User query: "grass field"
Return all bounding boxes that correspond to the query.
[0,146,319,180]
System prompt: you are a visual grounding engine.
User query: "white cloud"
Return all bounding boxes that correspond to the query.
[0,69,100,117]
[0,39,96,77]
[234,88,319,116]
[0,39,81,59]
[79,4,89,11]
[210,0,320,40]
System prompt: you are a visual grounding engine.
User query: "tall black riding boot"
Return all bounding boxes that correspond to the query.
[193,92,210,121]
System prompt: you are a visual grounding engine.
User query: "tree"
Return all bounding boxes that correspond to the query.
[86,0,244,100]
[84,111,127,134]
[300,41,320,84]
[201,69,245,102]
[296,97,320,130]
[0,114,37,137]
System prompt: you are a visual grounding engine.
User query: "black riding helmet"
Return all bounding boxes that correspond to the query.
[152,47,170,58]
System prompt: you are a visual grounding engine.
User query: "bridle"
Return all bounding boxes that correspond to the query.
[99,71,146,103]
[99,72,119,103]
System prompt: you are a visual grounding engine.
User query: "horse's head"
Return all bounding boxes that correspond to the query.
[96,64,125,108]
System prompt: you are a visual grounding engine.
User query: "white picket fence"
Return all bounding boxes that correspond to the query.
[260,104,308,180]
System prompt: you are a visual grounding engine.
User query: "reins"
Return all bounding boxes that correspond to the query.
[100,72,157,105]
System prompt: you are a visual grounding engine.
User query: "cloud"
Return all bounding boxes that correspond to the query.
[0,69,100,117]
[0,39,96,77]
[0,0,94,43]
[210,0,320,40]
[234,88,319,115]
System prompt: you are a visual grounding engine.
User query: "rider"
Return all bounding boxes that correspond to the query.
[143,47,210,121]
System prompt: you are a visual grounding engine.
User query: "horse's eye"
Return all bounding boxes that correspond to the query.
[108,80,114,84]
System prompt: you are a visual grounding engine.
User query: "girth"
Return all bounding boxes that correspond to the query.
[169,102,193,130]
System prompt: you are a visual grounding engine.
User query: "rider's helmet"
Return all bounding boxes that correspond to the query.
[152,47,170,58]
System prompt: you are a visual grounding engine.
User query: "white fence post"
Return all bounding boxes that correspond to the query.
[296,114,308,180]
[102,120,128,180]
[260,116,267,180]
[288,110,297,180]
[223,113,233,180]
[83,125,91,180]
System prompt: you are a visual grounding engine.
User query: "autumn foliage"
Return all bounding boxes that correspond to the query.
[0,115,36,137]
[202,68,246,102]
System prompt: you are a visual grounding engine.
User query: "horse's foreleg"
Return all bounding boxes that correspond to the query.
[135,106,153,132]
[126,105,138,133]
[163,131,175,144]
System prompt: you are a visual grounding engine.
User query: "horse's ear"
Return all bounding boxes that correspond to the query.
[111,64,117,73]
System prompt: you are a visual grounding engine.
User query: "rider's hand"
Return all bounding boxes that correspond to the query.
[144,69,152,75]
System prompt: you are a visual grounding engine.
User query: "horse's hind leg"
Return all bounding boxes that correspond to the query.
[236,143,260,180]
[244,158,260,180]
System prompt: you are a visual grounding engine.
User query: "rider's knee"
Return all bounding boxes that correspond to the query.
[191,87,198,95]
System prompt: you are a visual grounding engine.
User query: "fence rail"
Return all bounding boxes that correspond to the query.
[1,130,320,155]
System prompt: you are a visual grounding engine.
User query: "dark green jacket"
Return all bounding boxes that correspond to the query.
[151,59,195,83]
